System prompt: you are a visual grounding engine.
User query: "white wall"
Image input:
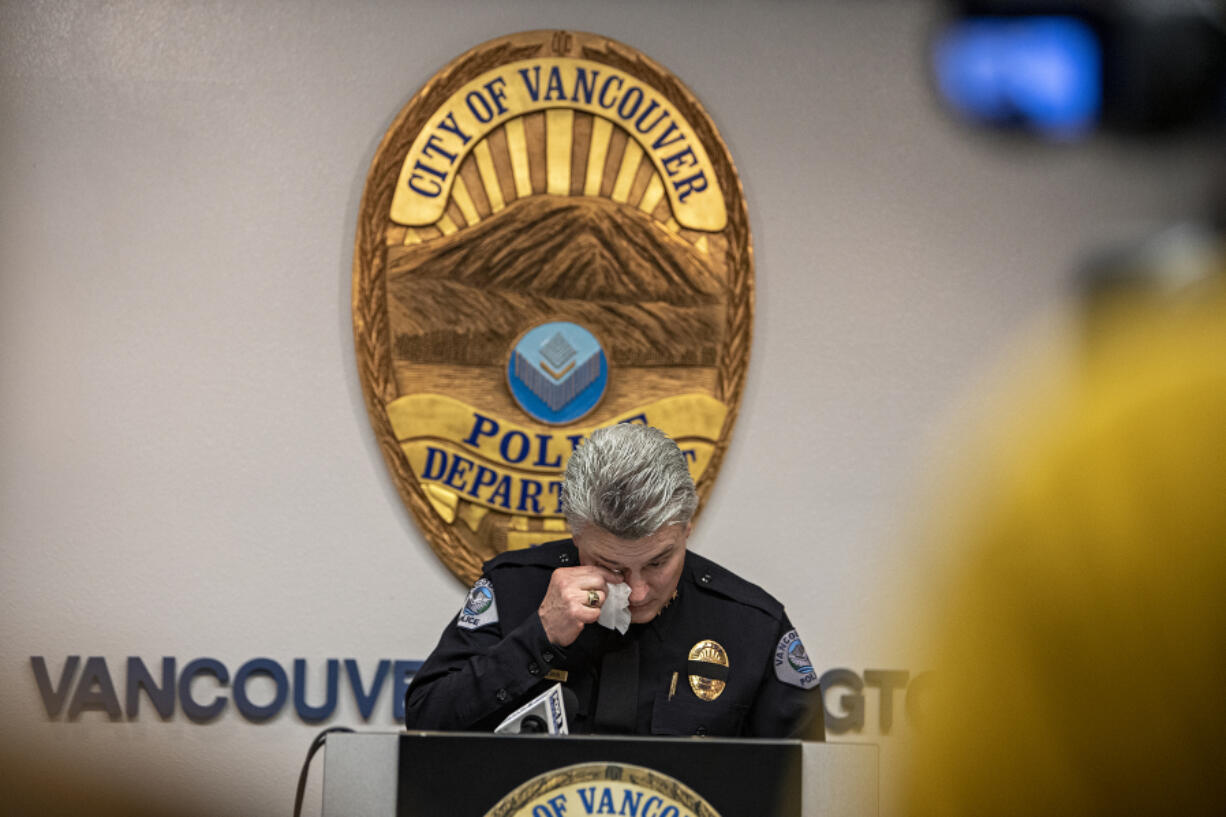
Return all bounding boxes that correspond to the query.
[2,1,1218,814]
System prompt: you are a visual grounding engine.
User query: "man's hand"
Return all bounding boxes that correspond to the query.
[538,566,621,646]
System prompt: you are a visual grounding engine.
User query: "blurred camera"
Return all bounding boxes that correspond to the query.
[931,0,1226,138]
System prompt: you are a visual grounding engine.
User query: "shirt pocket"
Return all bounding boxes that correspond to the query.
[650,692,748,737]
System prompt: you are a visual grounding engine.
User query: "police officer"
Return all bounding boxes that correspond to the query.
[405,424,824,739]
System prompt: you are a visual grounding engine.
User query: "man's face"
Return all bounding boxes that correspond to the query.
[575,522,690,624]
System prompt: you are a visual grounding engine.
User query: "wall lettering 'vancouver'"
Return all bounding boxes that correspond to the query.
[30,656,421,723]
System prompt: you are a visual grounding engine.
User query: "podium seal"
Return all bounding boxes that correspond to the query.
[484,761,721,817]
[353,30,754,583]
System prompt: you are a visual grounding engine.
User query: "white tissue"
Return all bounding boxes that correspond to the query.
[598,582,632,634]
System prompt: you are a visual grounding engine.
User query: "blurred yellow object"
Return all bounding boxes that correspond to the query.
[905,272,1226,816]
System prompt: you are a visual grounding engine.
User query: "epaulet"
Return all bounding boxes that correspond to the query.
[686,552,785,620]
[482,538,578,573]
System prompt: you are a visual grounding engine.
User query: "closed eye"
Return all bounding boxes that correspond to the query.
[648,550,673,569]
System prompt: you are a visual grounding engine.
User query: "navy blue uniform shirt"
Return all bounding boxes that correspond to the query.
[405,540,825,740]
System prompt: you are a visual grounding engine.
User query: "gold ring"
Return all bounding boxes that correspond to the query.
[586,589,600,608]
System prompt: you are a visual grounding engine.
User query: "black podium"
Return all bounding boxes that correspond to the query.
[322,732,877,817]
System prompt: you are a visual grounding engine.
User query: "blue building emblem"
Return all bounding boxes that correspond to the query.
[464,584,493,615]
[787,638,814,675]
[507,322,608,424]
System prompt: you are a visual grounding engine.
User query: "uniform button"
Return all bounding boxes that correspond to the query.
[496,688,508,703]
[699,573,712,585]
[528,662,540,676]
[541,650,554,663]
[695,726,707,736]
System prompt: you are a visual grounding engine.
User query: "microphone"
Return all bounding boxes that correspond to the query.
[494,682,572,735]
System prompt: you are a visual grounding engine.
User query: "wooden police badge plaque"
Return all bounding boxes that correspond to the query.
[353,30,754,583]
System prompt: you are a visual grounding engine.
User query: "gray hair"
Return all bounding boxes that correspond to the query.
[563,423,698,539]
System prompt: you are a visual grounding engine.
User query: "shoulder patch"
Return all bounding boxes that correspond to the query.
[457,578,499,630]
[773,629,819,689]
